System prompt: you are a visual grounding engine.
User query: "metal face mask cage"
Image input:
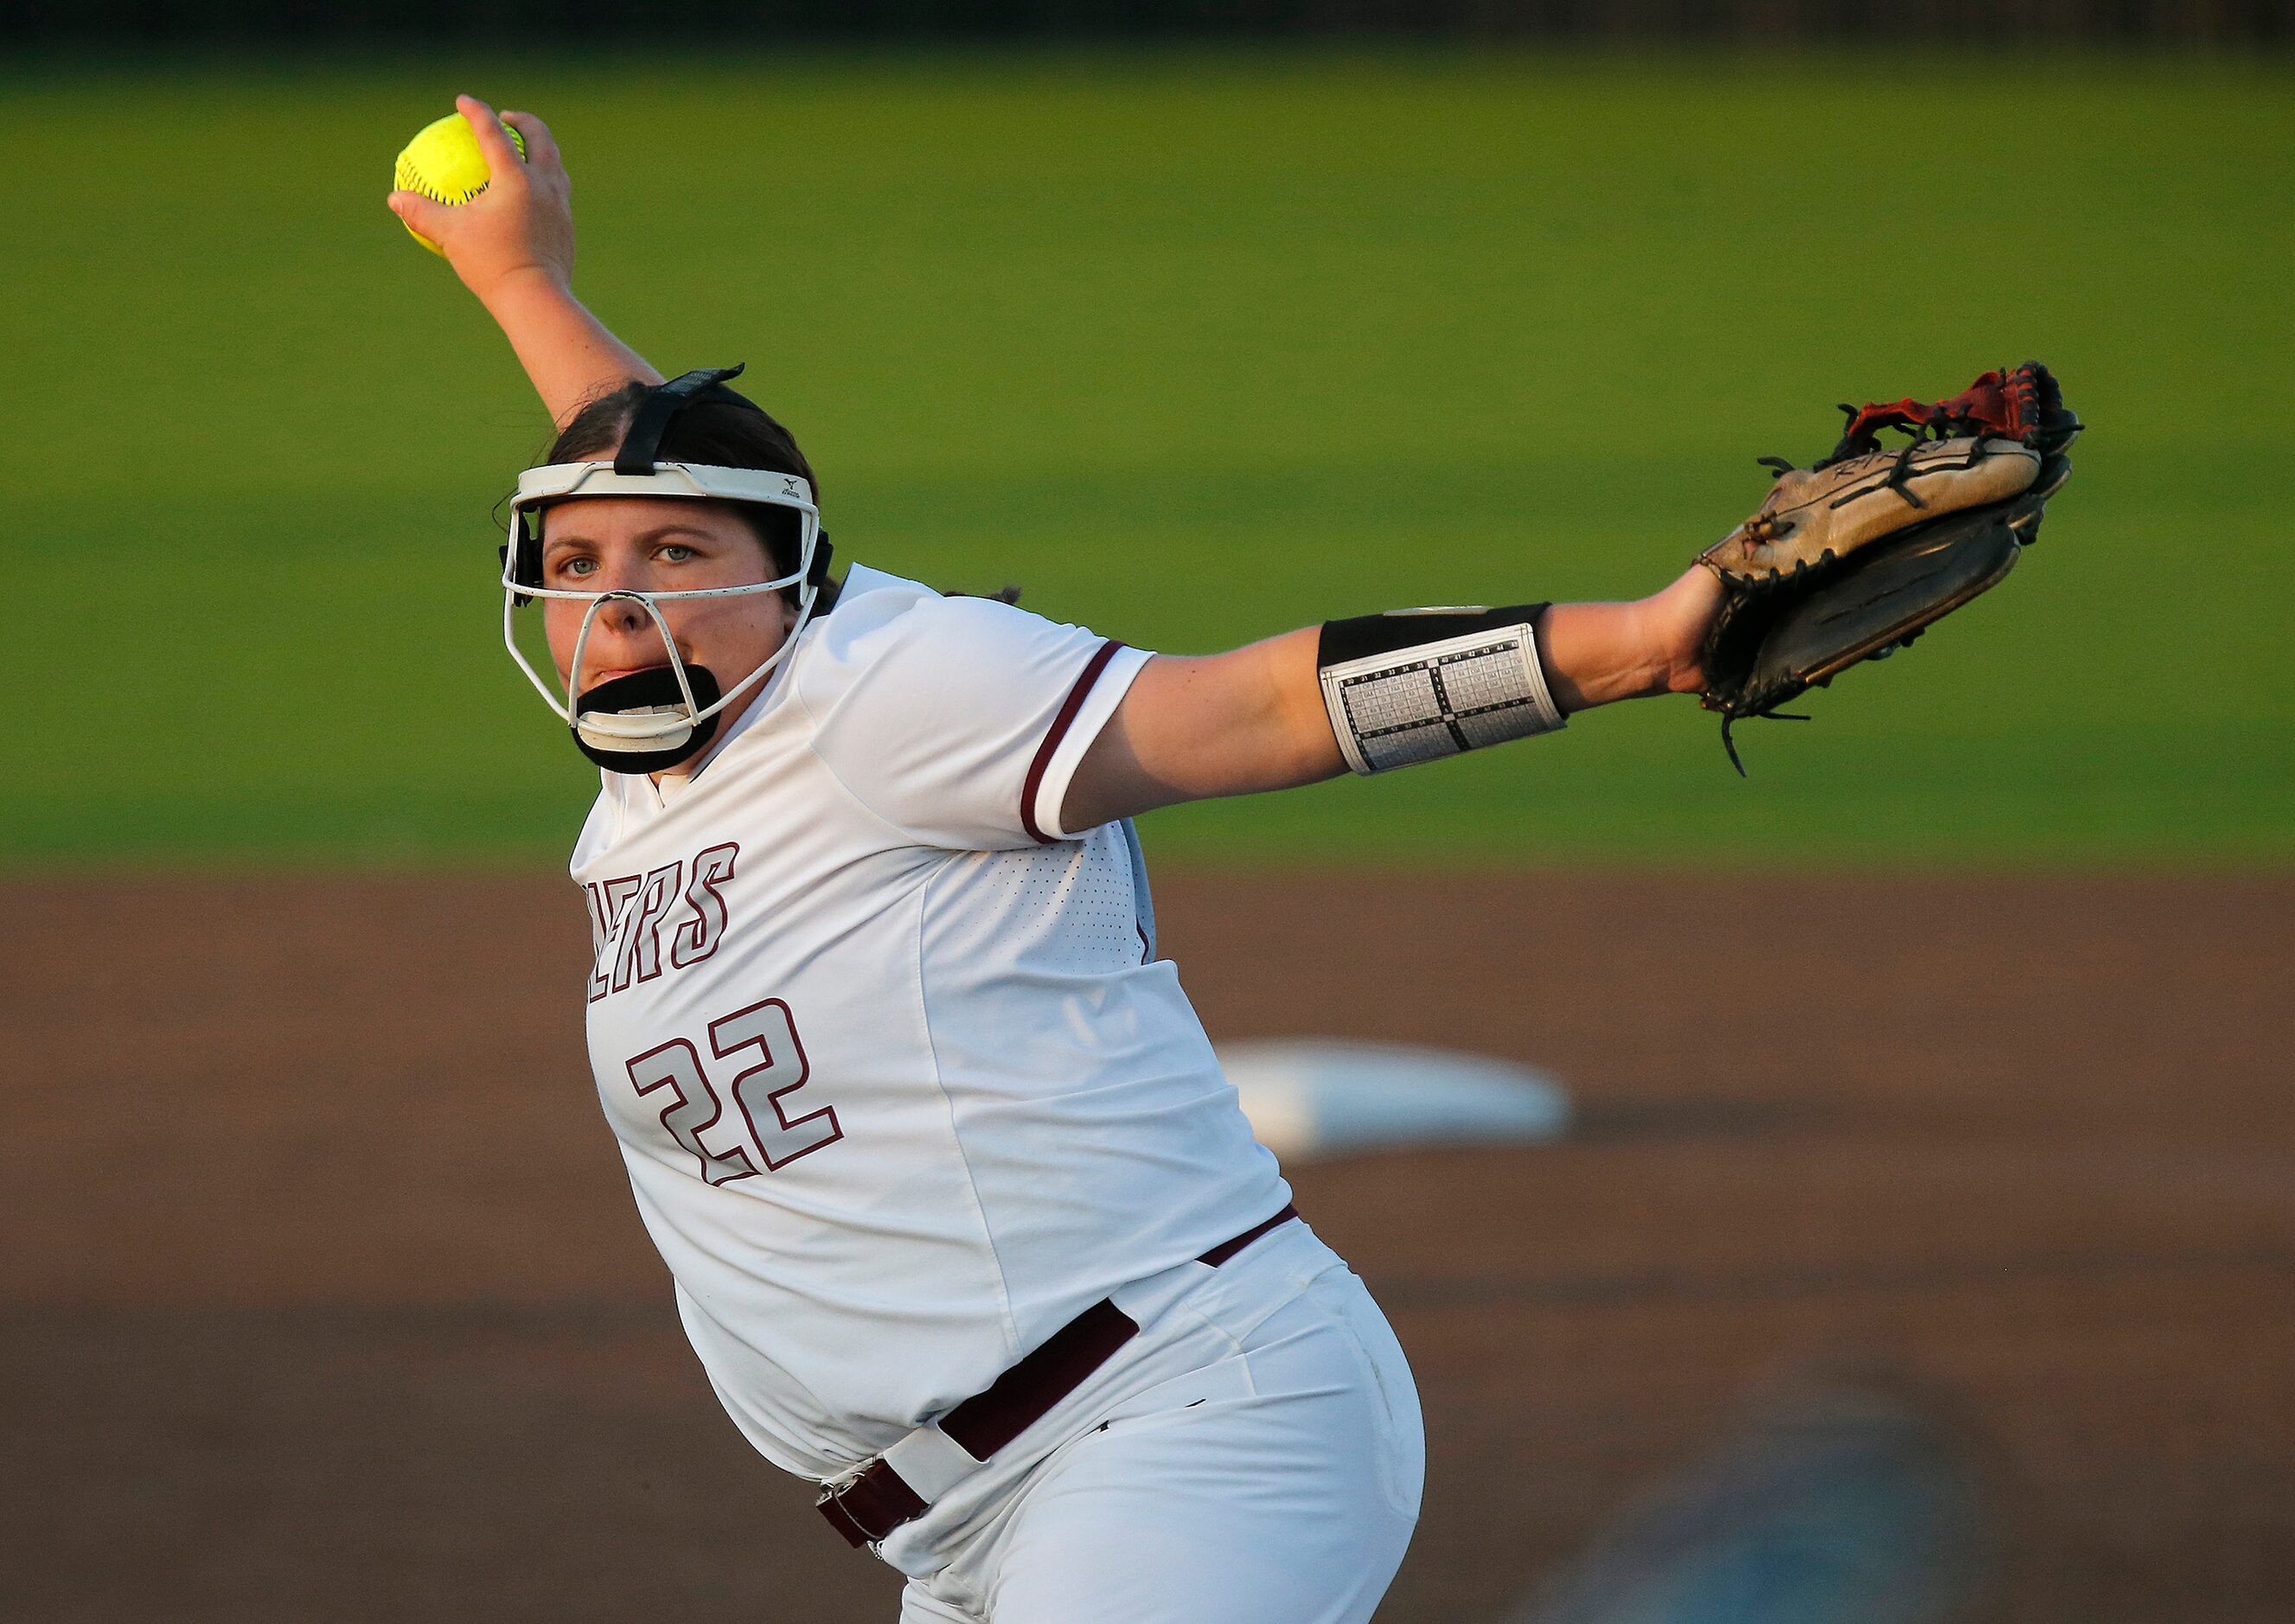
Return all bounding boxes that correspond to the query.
[503,460,825,768]
[499,367,832,772]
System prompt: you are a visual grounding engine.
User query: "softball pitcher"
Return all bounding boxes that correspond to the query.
[389,95,1733,1624]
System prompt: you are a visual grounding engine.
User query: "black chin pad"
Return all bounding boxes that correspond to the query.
[571,663,724,775]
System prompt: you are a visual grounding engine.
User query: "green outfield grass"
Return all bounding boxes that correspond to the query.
[5,51,2290,866]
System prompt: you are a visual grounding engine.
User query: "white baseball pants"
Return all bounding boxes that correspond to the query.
[889,1224,1423,1624]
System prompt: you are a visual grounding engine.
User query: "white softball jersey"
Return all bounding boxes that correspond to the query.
[569,564,1292,1484]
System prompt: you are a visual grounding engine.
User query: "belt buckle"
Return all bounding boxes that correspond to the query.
[815,1477,876,1548]
[816,1457,930,1550]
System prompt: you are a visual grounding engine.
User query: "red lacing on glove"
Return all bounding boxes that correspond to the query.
[1829,366,2048,464]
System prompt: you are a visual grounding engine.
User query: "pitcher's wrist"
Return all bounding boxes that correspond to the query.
[1653,566,1723,694]
[476,260,573,311]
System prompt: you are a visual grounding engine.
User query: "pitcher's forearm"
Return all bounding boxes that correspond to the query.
[1537,566,1721,712]
[480,269,662,425]
[1064,569,1723,830]
[383,98,660,425]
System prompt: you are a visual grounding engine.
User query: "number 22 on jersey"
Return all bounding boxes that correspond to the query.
[625,998,842,1185]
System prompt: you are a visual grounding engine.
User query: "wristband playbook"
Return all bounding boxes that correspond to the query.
[1316,604,1565,775]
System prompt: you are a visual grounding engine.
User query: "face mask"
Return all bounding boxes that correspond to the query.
[498,367,831,773]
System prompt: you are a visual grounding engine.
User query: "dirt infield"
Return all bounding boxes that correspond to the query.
[4,870,2291,1622]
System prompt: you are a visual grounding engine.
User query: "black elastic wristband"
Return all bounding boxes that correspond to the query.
[1319,603,1549,664]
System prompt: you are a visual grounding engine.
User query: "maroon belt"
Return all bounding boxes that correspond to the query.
[816,1204,1300,1548]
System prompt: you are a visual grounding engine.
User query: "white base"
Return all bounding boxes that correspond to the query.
[1214,1039,1571,1162]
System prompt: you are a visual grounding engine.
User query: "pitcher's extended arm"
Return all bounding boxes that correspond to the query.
[1061,566,1723,831]
[387,95,661,423]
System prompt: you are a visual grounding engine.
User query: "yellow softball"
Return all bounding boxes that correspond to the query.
[393,112,528,255]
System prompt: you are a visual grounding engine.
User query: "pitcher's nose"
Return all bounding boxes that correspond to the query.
[598,592,655,635]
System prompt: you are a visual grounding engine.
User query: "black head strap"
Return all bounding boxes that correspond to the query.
[614,364,748,476]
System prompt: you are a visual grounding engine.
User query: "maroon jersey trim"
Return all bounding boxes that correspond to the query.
[1020,639,1128,845]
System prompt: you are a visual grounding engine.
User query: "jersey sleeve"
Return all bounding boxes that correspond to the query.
[799,590,1154,851]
